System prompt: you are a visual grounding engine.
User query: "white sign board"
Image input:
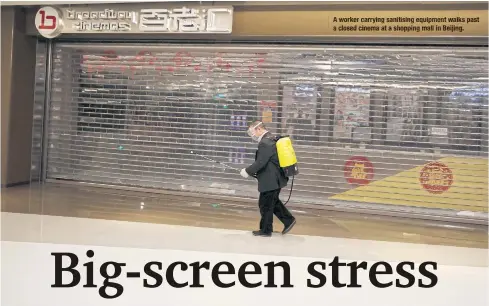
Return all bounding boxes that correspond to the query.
[431,127,448,136]
[35,5,234,38]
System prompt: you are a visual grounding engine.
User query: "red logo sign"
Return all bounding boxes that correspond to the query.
[344,156,374,185]
[35,7,63,39]
[419,162,454,194]
[38,9,57,30]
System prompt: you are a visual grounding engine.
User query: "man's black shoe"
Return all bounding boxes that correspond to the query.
[282,219,296,235]
[252,230,272,237]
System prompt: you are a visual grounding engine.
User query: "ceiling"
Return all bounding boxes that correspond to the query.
[1,0,483,6]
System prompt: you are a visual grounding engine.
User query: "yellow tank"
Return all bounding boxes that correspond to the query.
[276,136,297,168]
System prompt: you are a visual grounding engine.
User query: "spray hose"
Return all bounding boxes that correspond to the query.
[190,150,293,205]
[283,175,294,206]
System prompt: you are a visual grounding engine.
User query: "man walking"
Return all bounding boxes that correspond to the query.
[240,121,296,237]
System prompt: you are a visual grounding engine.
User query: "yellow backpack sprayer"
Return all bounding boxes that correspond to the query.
[275,136,299,177]
[273,135,299,205]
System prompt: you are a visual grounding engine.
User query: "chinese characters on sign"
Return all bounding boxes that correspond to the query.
[35,6,233,38]
[419,161,454,194]
[139,8,232,33]
[344,156,375,185]
[80,50,266,76]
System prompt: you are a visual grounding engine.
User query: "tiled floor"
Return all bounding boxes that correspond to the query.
[1,183,487,249]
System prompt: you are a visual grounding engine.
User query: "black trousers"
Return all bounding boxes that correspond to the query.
[258,188,295,234]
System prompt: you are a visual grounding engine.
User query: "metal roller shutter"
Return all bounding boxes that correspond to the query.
[30,41,47,182]
[44,43,488,213]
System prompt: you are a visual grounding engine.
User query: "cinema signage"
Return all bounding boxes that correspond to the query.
[35,5,234,38]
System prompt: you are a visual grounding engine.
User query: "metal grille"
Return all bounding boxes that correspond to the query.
[30,41,47,182]
[44,43,488,213]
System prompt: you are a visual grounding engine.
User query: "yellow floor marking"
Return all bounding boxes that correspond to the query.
[330,157,488,212]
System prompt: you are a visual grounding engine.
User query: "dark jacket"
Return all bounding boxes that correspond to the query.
[245,132,289,192]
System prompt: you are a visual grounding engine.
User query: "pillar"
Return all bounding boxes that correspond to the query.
[1,6,37,187]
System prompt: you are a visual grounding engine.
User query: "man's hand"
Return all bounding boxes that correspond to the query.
[240,168,249,178]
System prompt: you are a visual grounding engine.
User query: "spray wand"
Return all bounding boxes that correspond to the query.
[190,151,295,205]
[190,151,257,178]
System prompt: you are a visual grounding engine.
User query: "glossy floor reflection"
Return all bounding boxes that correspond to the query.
[1,183,487,249]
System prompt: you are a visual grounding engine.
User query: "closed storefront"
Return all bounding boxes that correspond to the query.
[29,2,489,220]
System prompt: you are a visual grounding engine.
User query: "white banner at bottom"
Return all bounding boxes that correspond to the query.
[1,241,488,306]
